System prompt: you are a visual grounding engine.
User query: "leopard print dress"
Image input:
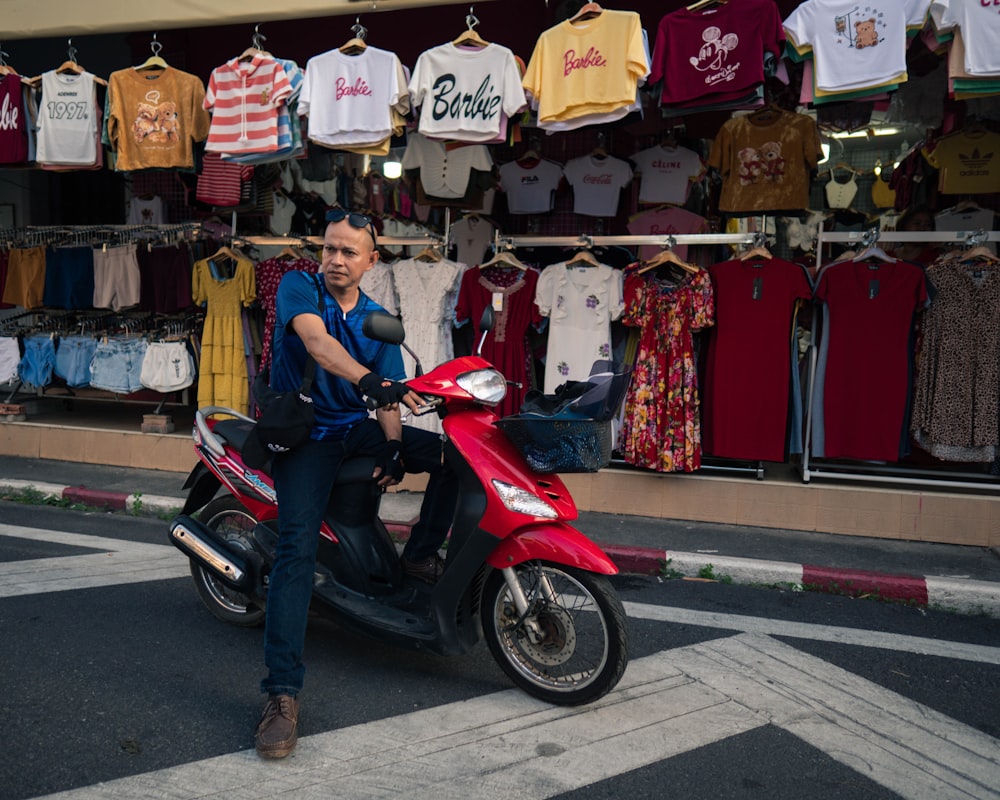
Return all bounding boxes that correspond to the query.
[911,254,1000,462]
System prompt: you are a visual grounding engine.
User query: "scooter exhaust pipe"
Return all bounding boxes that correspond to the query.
[168,515,260,593]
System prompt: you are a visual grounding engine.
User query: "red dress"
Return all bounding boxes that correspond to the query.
[621,268,714,472]
[255,257,319,369]
[702,257,812,461]
[454,266,541,418]
[815,258,927,461]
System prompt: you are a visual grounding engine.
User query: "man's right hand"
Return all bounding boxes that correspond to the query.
[359,372,420,412]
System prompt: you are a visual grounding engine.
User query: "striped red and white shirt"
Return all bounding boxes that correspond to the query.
[204,53,292,154]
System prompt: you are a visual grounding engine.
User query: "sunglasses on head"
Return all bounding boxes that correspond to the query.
[325,208,377,246]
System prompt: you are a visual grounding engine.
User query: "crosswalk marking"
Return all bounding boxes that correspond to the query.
[33,635,1000,800]
[0,523,188,596]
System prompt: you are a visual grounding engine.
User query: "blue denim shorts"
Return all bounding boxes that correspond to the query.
[18,335,56,388]
[89,337,148,394]
[54,335,97,388]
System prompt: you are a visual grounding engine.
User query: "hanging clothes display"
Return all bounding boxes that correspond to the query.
[535,260,623,393]
[620,268,715,473]
[203,52,292,155]
[409,40,527,143]
[562,154,633,217]
[812,257,927,462]
[455,264,541,418]
[254,254,319,370]
[0,73,29,165]
[912,251,1000,462]
[522,8,648,129]
[629,143,705,206]
[299,45,409,150]
[393,255,466,432]
[702,256,812,462]
[497,158,564,214]
[35,70,98,166]
[192,252,257,415]
[106,66,210,171]
[707,107,823,213]
[649,0,785,111]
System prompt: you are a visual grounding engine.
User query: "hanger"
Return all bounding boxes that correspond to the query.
[30,40,107,86]
[851,227,896,264]
[453,7,490,49]
[277,243,304,261]
[569,2,604,23]
[739,233,773,261]
[0,45,19,77]
[135,33,168,71]
[238,25,270,62]
[340,17,369,55]
[479,245,526,271]
[638,242,699,275]
[567,248,601,267]
[414,244,443,262]
[686,0,728,10]
[209,243,243,263]
[590,132,608,159]
[748,102,784,124]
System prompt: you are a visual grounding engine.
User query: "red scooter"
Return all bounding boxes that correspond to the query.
[168,309,630,705]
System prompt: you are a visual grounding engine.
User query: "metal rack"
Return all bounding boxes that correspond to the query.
[803,227,1000,490]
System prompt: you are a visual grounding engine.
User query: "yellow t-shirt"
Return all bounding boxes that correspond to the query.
[107,66,210,171]
[924,130,1000,195]
[522,10,647,124]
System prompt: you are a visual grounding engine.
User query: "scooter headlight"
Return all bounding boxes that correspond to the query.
[456,369,507,405]
[492,480,558,519]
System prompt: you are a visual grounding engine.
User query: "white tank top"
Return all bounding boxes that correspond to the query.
[824,168,858,210]
[36,70,97,165]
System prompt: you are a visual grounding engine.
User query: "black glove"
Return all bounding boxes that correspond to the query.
[358,372,411,410]
[372,439,405,483]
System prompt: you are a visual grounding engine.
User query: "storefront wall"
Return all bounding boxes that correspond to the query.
[0,1,997,547]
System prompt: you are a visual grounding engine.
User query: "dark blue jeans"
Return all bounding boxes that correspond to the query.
[261,419,457,697]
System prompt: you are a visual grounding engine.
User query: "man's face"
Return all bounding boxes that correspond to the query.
[320,219,377,294]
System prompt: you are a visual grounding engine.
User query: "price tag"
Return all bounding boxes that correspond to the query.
[492,292,504,312]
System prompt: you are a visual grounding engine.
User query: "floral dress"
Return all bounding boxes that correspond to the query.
[535,262,624,393]
[620,268,714,472]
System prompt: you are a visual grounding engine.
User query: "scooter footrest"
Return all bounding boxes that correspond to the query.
[313,584,437,642]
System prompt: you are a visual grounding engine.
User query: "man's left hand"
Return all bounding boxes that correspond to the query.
[372,439,405,486]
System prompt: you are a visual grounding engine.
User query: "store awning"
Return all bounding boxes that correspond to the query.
[2,0,485,40]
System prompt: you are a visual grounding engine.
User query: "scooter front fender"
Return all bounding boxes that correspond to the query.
[180,462,222,516]
[486,522,619,575]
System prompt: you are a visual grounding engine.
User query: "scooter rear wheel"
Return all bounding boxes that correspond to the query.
[482,562,628,705]
[190,496,265,627]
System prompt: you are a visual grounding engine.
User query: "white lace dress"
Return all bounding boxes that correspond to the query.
[393,257,465,433]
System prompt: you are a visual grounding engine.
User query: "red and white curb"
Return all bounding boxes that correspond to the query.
[0,479,182,516]
[3,478,997,616]
[605,546,1000,617]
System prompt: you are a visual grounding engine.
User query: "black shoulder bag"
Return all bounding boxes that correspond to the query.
[242,276,324,469]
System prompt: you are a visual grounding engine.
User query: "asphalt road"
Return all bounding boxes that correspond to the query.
[2,503,998,800]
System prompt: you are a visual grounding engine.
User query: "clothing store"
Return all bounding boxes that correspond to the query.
[0,0,998,548]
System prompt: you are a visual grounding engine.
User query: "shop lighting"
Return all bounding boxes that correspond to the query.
[382,159,402,179]
[829,127,901,139]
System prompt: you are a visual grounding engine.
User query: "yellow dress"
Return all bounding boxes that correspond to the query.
[192,257,256,414]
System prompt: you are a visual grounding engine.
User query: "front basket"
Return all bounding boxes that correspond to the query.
[495,416,613,474]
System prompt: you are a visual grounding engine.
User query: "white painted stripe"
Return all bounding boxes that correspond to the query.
[670,635,1000,800]
[0,523,188,596]
[32,637,999,800]
[0,479,66,498]
[623,601,1000,665]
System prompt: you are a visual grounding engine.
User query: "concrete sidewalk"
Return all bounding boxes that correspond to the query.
[1,456,998,616]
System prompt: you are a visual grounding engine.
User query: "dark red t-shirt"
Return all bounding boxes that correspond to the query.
[702,257,811,461]
[649,0,784,106]
[815,259,927,461]
[0,74,28,165]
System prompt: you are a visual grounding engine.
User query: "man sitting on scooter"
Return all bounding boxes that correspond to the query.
[254,208,459,760]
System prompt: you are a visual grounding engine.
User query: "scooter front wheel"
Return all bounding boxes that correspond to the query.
[482,562,628,705]
[190,496,265,627]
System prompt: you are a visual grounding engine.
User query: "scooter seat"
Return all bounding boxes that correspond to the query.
[212,418,377,484]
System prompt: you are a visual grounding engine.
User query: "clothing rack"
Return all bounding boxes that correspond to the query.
[1,223,201,248]
[803,228,1000,491]
[496,230,766,480]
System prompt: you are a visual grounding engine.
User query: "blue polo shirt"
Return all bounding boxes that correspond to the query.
[271,271,405,441]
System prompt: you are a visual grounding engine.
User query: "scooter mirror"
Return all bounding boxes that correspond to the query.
[479,305,494,333]
[363,311,405,344]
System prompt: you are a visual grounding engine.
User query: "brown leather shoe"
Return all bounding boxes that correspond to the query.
[255,694,300,759]
[400,553,445,584]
